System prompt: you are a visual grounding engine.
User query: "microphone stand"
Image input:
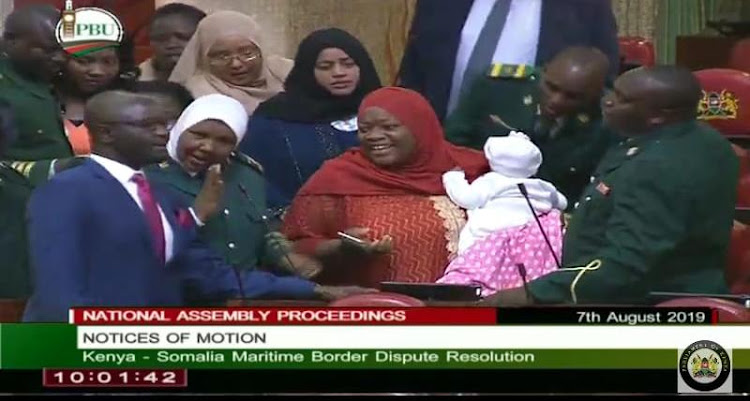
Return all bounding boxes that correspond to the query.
[237,183,301,276]
[517,183,562,269]
[515,263,535,304]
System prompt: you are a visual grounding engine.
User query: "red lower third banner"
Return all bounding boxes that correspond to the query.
[69,307,498,325]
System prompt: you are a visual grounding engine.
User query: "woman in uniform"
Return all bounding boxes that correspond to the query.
[146,94,321,290]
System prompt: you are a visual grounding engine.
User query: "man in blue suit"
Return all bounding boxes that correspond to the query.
[398,0,620,120]
[23,91,372,322]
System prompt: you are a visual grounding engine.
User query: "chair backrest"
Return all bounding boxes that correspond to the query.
[730,38,750,74]
[329,292,426,307]
[656,297,749,322]
[726,145,750,293]
[728,219,750,294]
[732,145,750,207]
[618,37,656,68]
[694,69,750,140]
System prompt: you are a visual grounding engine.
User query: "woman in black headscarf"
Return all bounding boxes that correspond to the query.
[239,28,381,216]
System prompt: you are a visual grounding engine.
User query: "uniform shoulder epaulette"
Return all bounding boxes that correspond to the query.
[487,63,536,79]
[232,152,264,174]
[7,160,36,179]
[0,161,32,186]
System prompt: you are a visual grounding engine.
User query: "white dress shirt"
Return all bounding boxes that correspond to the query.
[447,0,543,114]
[90,154,175,262]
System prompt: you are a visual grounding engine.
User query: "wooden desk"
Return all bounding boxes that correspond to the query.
[676,35,743,70]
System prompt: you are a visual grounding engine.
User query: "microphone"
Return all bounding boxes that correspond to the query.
[237,183,301,276]
[517,183,562,269]
[515,263,534,304]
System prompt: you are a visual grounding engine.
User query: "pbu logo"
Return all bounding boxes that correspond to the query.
[75,23,119,37]
[55,0,123,57]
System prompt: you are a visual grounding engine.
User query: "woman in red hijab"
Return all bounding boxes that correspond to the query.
[282,87,488,286]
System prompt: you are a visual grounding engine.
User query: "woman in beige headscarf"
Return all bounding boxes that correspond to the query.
[169,10,293,114]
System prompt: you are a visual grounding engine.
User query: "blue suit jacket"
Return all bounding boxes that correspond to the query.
[398,0,620,120]
[23,159,316,322]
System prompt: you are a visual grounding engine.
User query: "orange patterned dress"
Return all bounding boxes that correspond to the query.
[282,194,466,287]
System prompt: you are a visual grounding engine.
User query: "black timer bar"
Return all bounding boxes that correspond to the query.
[4,369,749,394]
[496,307,716,325]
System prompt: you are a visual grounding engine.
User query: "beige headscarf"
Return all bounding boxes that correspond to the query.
[168,11,293,114]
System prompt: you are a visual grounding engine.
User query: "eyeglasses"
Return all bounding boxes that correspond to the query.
[102,120,172,133]
[207,51,261,66]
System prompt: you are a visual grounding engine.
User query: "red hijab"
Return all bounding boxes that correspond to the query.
[298,87,488,196]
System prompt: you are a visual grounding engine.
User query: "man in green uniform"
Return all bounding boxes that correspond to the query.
[0,5,80,186]
[483,66,738,306]
[444,47,614,204]
[0,100,32,298]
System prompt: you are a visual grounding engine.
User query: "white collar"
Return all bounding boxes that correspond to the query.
[90,154,142,185]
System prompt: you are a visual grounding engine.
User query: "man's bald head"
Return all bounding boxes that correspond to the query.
[603,65,703,136]
[85,90,157,136]
[3,4,65,82]
[549,46,610,79]
[85,91,170,168]
[622,65,702,116]
[539,47,610,119]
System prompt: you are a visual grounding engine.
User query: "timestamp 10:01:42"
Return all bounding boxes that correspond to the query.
[42,368,187,388]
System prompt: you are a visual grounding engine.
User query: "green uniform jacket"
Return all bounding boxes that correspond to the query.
[146,153,288,271]
[0,163,32,298]
[0,57,73,186]
[444,63,617,204]
[528,121,738,304]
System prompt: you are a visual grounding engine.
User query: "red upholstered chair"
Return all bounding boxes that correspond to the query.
[729,220,750,294]
[329,293,426,307]
[734,145,750,207]
[656,298,749,322]
[694,69,750,144]
[618,37,656,68]
[730,38,750,74]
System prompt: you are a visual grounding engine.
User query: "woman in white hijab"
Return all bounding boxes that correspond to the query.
[146,93,322,283]
[168,11,292,115]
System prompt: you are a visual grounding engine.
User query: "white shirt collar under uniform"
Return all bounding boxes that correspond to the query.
[447,0,542,115]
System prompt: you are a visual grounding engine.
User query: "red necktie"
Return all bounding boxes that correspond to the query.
[131,173,166,265]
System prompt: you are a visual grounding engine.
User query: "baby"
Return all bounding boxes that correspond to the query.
[437,132,567,296]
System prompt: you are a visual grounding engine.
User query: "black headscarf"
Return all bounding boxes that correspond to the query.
[254,28,381,123]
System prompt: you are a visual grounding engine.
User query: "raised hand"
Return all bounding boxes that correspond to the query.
[193,164,224,222]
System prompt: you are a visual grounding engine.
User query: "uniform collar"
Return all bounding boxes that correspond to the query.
[0,56,56,99]
[533,88,601,125]
[595,120,697,176]
[623,120,696,147]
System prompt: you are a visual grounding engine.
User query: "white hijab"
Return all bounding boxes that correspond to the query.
[167,93,249,163]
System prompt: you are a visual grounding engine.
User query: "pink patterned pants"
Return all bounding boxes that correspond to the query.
[437,211,564,297]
